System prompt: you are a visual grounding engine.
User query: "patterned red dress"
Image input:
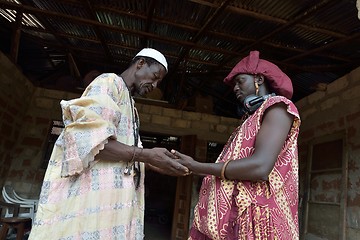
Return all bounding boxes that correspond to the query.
[189,96,301,240]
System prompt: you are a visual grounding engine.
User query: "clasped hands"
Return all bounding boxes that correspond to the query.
[145,148,195,177]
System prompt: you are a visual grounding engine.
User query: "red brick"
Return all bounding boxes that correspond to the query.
[4,140,15,149]
[14,99,22,108]
[25,170,36,180]
[314,193,335,202]
[0,168,10,179]
[352,144,360,150]
[2,112,14,123]
[14,129,20,140]
[337,118,344,127]
[0,95,7,107]
[348,194,360,206]
[36,117,50,125]
[318,121,336,131]
[3,156,12,164]
[7,170,23,178]
[346,111,360,122]
[7,105,19,116]
[322,178,341,190]
[14,147,23,154]
[300,128,315,140]
[42,127,48,136]
[348,159,359,171]
[35,172,45,181]
[22,137,44,147]
[311,178,319,190]
[23,115,33,123]
[348,126,357,139]
[1,123,13,136]
[22,158,31,166]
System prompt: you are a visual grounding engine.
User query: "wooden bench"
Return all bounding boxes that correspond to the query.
[0,201,32,240]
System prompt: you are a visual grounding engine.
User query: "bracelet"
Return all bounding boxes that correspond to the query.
[136,148,143,161]
[220,160,231,180]
[124,146,136,175]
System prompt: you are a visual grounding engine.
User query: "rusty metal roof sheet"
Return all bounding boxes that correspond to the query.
[1,0,360,117]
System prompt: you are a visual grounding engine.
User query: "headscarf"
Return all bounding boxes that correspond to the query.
[224,51,293,99]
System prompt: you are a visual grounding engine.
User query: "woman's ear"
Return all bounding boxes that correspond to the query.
[255,75,265,85]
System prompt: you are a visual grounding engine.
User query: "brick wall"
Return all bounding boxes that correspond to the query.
[7,88,79,198]
[296,66,360,239]
[0,51,34,188]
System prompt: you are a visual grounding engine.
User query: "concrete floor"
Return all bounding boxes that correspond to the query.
[144,221,172,240]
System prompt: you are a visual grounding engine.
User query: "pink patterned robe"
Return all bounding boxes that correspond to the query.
[189,96,301,240]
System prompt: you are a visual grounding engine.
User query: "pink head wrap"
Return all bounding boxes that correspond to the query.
[224,51,293,99]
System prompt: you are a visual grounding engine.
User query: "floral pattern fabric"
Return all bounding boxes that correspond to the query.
[29,73,145,240]
[189,96,301,240]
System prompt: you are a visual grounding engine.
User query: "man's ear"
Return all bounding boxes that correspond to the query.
[136,58,146,69]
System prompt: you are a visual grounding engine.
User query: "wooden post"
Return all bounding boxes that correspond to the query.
[68,53,81,80]
[10,9,23,63]
[171,135,196,240]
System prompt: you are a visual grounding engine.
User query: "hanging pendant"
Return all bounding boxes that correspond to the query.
[124,166,132,175]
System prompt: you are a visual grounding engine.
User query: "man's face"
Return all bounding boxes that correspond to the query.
[134,60,166,96]
[232,74,256,103]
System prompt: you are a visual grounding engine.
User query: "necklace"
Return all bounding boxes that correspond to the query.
[123,80,141,189]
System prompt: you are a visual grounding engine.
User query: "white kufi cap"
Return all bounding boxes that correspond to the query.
[134,48,168,72]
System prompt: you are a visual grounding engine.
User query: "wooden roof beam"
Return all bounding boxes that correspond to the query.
[140,0,157,48]
[83,0,114,63]
[94,3,350,63]
[284,32,360,62]
[232,0,334,63]
[10,8,22,63]
[0,2,235,56]
[169,0,232,105]
[1,1,349,66]
[18,0,82,81]
[216,0,335,70]
[190,0,347,39]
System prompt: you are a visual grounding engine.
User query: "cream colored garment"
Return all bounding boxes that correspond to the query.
[29,73,145,240]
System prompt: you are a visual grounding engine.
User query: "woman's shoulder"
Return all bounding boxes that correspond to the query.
[262,95,300,119]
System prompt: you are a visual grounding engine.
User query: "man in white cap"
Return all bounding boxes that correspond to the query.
[29,48,189,240]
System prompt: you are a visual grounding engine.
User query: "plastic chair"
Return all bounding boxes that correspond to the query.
[0,201,32,240]
[8,186,38,211]
[1,186,36,224]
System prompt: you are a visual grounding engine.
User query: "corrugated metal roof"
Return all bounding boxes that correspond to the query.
[0,0,360,117]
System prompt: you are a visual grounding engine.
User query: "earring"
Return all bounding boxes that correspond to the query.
[255,82,259,96]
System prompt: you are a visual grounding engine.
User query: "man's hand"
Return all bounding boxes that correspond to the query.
[142,148,190,176]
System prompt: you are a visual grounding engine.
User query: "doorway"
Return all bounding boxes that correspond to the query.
[141,132,180,240]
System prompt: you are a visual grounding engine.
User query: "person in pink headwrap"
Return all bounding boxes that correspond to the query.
[173,51,301,239]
